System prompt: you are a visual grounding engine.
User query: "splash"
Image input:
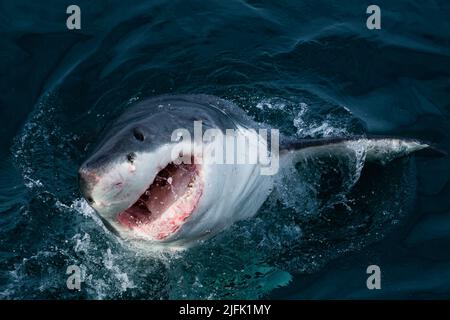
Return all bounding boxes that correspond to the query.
[3,90,416,299]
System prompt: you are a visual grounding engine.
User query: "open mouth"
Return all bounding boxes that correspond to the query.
[117,160,202,240]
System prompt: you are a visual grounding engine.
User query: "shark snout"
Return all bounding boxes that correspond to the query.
[78,166,100,204]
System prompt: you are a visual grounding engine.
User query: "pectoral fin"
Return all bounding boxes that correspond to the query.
[280,136,446,166]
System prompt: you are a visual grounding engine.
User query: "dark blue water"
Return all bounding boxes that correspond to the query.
[1,0,449,299]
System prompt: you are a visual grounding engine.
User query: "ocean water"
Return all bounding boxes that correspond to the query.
[0,0,449,299]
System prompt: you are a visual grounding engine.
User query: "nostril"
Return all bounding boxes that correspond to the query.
[87,196,94,204]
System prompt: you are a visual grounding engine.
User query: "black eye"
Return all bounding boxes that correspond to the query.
[87,196,94,204]
[127,152,136,163]
[133,128,145,141]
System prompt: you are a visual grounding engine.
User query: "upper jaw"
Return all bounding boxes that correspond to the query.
[95,148,204,243]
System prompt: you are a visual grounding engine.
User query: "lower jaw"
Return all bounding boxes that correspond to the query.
[116,170,203,241]
[118,196,200,241]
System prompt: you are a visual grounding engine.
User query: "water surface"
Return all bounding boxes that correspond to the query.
[0,0,449,299]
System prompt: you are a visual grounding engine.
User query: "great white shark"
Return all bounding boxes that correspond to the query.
[78,94,445,248]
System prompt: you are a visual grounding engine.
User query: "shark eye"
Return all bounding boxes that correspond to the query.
[133,128,145,141]
[127,152,136,163]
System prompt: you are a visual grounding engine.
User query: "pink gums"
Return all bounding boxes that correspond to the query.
[117,162,202,241]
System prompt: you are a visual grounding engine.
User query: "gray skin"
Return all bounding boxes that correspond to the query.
[79,94,440,247]
[79,94,257,198]
[83,95,247,161]
[78,94,272,246]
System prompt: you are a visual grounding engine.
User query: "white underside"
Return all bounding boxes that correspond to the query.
[90,134,427,247]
